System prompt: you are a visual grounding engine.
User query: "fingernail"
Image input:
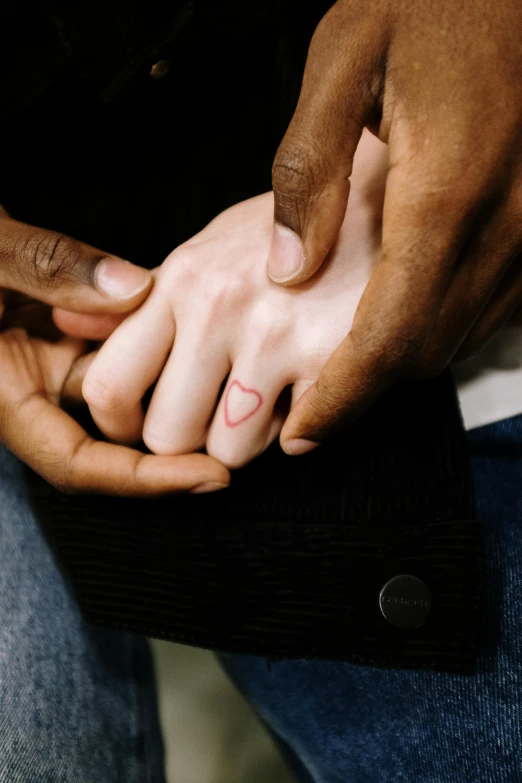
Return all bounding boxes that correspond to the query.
[95,258,151,299]
[267,223,305,282]
[189,481,229,495]
[283,439,318,456]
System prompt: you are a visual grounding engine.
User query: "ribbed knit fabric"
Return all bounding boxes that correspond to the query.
[30,372,485,674]
[3,0,486,675]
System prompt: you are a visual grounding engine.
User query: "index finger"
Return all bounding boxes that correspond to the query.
[0,390,230,496]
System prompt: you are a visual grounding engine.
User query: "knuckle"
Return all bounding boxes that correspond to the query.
[36,455,77,494]
[351,327,424,374]
[21,230,84,286]
[142,428,178,456]
[213,272,252,312]
[143,421,206,457]
[160,248,196,280]
[54,434,93,494]
[188,270,252,329]
[206,438,250,471]
[248,311,290,353]
[82,374,127,414]
[386,336,424,371]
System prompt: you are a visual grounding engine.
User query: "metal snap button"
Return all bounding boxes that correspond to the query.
[379,574,432,629]
[150,60,170,79]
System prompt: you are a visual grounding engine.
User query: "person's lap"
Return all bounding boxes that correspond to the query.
[0,445,165,783]
[219,414,522,783]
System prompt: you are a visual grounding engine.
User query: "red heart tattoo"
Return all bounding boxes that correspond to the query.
[224,380,263,427]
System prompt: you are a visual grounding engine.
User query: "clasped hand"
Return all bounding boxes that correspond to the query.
[66,133,388,467]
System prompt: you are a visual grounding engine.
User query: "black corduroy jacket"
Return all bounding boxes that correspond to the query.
[1,0,486,674]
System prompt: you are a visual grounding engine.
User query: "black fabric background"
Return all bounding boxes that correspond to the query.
[1,0,330,258]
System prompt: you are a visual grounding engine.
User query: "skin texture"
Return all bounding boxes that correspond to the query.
[80,132,388,469]
[267,0,522,448]
[0,206,229,494]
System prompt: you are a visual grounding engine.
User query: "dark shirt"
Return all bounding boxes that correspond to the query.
[1,0,485,674]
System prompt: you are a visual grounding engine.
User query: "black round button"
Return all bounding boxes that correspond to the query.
[150,60,170,79]
[379,575,432,629]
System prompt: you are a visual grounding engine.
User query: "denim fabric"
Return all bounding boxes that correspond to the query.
[0,447,165,783]
[219,414,522,783]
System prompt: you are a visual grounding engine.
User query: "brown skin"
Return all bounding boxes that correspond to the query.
[270,0,522,446]
[0,207,230,494]
[0,206,153,313]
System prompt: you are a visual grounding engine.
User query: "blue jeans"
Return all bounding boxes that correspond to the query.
[218,414,522,783]
[0,447,165,783]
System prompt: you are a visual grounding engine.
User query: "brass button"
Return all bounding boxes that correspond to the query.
[379,575,432,629]
[150,60,170,79]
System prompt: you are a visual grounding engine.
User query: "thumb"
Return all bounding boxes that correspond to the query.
[268,2,385,285]
[0,207,152,313]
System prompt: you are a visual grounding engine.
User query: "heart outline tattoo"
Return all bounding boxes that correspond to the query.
[224,380,263,427]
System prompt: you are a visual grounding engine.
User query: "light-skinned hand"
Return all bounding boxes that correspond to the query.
[79,132,387,466]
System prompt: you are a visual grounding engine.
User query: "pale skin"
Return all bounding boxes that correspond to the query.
[75,132,388,468]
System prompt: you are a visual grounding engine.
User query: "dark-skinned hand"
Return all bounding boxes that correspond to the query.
[0,206,230,494]
[266,0,522,454]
